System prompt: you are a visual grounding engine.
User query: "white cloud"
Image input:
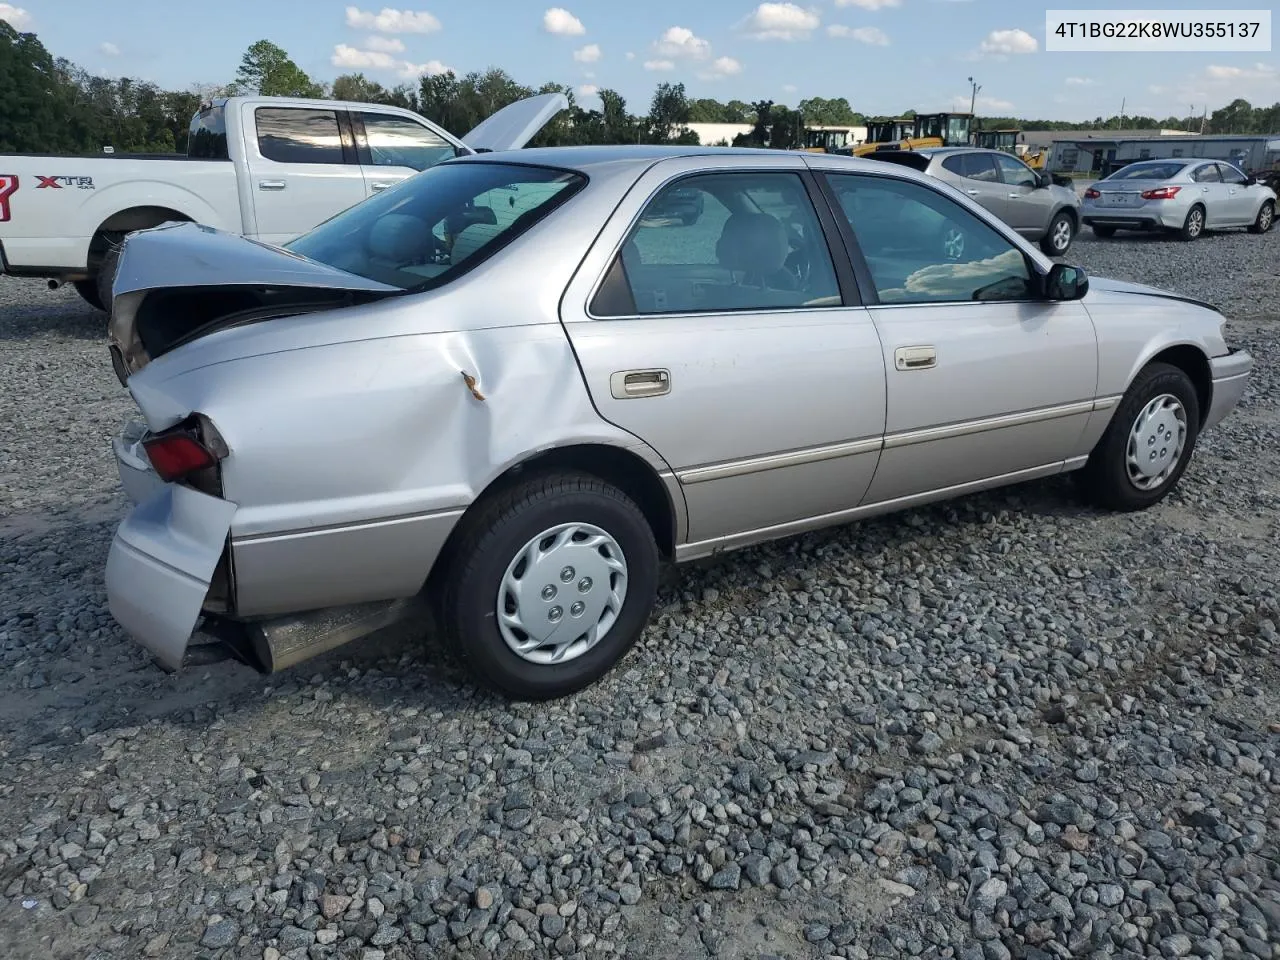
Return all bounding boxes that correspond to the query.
[626,51,636,60]
[577,84,600,98]
[644,59,676,71]
[543,7,585,36]
[99,41,121,56]
[949,93,1015,112]
[978,28,1038,56]
[834,0,899,8]
[363,35,406,53]
[783,83,798,92]
[0,3,31,29]
[699,56,744,79]
[1065,76,1096,86]
[736,3,820,40]
[573,43,601,63]
[1205,63,1275,81]
[332,44,451,78]
[344,6,442,34]
[827,24,889,45]
[653,26,711,59]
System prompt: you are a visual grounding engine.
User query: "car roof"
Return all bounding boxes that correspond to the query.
[464,144,918,176]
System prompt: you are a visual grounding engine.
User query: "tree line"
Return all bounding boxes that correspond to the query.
[2,22,1277,158]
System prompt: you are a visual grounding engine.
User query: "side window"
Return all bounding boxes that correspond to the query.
[942,153,998,182]
[591,172,842,317]
[1192,164,1221,183]
[256,108,344,164]
[994,153,1038,188]
[1218,163,1247,185]
[360,113,457,172]
[826,173,1035,305]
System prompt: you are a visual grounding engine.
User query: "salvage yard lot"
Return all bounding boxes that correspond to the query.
[1,229,1279,960]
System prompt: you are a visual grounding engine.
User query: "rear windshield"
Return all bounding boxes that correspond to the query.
[287,161,585,291]
[188,105,229,159]
[1105,161,1188,181]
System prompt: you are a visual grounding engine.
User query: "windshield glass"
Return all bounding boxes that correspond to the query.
[1106,161,1188,181]
[287,162,585,291]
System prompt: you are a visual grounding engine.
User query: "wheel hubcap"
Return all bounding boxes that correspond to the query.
[1188,210,1203,235]
[943,227,965,260]
[496,522,628,665]
[1125,394,1187,491]
[1262,205,1274,230]
[1053,219,1072,250]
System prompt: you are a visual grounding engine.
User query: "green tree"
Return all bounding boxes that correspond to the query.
[0,21,80,153]
[234,40,323,98]
[647,82,693,143]
[798,96,860,126]
[332,73,389,104]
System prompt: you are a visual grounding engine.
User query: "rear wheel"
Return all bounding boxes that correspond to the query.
[1177,204,1205,241]
[1040,211,1075,256]
[72,280,104,311]
[1075,362,1200,512]
[1090,225,1116,239]
[435,471,660,701]
[1248,200,1274,234]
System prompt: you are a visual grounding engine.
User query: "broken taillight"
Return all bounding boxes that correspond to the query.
[142,416,229,485]
[1140,186,1181,200]
[1084,188,1101,199]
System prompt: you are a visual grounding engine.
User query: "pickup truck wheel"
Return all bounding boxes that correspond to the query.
[72,280,104,311]
[436,471,660,701]
[1248,200,1274,234]
[95,244,121,314]
[1075,362,1200,512]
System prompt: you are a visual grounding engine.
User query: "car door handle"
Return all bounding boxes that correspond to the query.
[259,180,286,191]
[610,369,670,399]
[894,346,937,371]
[371,181,394,192]
[966,189,980,196]
[1008,192,1023,199]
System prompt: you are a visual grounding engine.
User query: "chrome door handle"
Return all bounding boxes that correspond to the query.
[259,180,286,191]
[966,189,980,196]
[371,181,394,192]
[610,369,670,399]
[1008,192,1022,199]
[894,345,937,371]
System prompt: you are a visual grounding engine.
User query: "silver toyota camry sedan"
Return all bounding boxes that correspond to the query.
[1081,157,1277,240]
[104,145,1253,700]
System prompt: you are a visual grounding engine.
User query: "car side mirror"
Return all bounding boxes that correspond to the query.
[1035,173,1050,189]
[1045,262,1088,300]
[1244,175,1257,186]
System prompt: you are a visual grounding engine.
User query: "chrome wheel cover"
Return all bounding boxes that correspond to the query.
[1125,393,1187,491]
[1051,217,1072,251]
[496,523,628,665]
[1186,208,1203,237]
[1260,204,1274,231]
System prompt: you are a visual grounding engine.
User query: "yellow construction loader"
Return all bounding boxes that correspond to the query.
[846,112,974,157]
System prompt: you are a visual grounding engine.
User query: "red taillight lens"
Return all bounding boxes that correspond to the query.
[143,433,217,482]
[1084,188,1100,199]
[1140,186,1181,200]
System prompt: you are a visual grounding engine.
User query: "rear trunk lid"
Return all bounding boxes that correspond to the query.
[108,221,401,381]
[1088,179,1171,209]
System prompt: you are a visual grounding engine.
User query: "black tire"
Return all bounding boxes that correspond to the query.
[1090,225,1116,239]
[1177,204,1205,241]
[72,280,104,311]
[1247,200,1274,234]
[96,243,121,315]
[1039,211,1075,256]
[435,471,660,701]
[1075,362,1200,512]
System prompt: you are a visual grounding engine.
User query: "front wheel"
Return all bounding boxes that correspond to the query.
[1040,212,1075,256]
[435,472,660,700]
[1248,200,1274,234]
[1177,205,1205,241]
[1075,362,1200,512]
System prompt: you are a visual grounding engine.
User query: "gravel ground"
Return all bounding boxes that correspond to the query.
[2,226,1279,960]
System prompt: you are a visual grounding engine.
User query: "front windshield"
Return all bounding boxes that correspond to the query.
[1106,161,1189,181]
[287,161,585,291]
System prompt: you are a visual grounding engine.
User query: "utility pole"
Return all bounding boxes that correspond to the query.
[967,76,981,116]
[1119,97,1125,128]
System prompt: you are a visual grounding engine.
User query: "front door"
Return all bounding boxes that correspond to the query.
[1189,162,1229,226]
[354,110,460,198]
[818,169,1098,503]
[1216,162,1255,224]
[241,105,367,246]
[558,157,887,548]
[993,152,1054,235]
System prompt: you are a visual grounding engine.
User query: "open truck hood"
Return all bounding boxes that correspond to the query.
[108,222,401,381]
[459,91,568,153]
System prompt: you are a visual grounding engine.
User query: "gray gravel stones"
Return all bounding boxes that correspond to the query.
[3,227,1280,959]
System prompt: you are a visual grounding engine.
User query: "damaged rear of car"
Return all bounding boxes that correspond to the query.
[103,158,594,674]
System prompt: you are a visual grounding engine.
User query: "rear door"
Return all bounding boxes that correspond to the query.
[1216,162,1255,224]
[240,105,367,246]
[993,152,1054,235]
[557,155,887,549]
[353,110,461,198]
[938,152,1005,218]
[1189,162,1228,226]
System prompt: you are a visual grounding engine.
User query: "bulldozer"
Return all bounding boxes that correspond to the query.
[972,128,1021,153]
[845,112,974,157]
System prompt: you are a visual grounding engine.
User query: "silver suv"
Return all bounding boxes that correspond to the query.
[871,147,1081,256]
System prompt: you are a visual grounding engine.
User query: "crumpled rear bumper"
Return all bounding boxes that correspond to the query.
[105,484,237,670]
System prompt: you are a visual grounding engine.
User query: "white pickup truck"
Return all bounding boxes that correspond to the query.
[0,92,567,310]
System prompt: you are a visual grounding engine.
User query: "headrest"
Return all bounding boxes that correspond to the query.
[716,213,789,275]
[368,214,430,262]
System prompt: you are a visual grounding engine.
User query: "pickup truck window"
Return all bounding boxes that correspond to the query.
[286,161,585,291]
[256,108,344,165]
[189,106,229,160]
[360,113,456,172]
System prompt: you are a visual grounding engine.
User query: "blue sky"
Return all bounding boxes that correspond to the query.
[4,0,1276,121]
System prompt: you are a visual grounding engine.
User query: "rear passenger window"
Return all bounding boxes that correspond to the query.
[591,172,841,317]
[1192,164,1221,183]
[942,153,998,182]
[256,108,344,165]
